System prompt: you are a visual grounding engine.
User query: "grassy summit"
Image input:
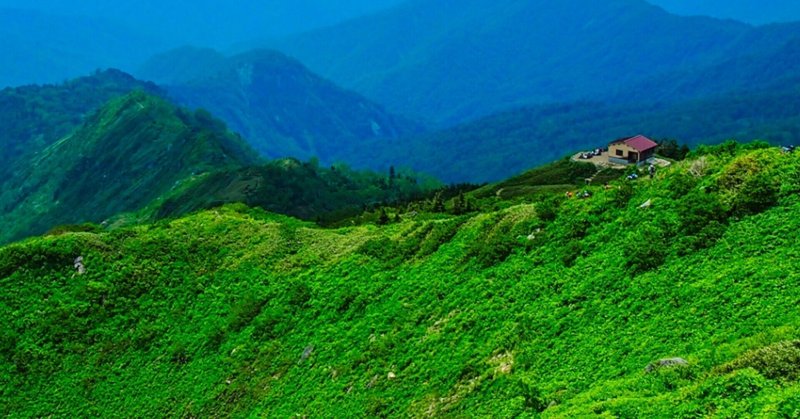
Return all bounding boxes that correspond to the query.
[1,143,799,417]
[0,91,258,244]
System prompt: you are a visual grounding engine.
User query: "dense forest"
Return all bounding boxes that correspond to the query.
[346,83,800,182]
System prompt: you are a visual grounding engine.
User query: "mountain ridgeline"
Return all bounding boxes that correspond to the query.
[0,71,438,245]
[275,0,800,125]
[0,69,163,179]
[0,91,259,244]
[348,81,800,183]
[138,48,420,162]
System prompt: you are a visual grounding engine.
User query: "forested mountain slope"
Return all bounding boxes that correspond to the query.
[276,0,800,124]
[2,143,799,417]
[346,83,800,183]
[147,159,437,225]
[138,48,420,161]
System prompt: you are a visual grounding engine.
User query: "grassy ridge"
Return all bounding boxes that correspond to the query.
[0,90,258,244]
[1,144,799,417]
[0,69,162,178]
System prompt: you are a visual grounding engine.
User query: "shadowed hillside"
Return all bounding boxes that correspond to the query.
[139,48,421,162]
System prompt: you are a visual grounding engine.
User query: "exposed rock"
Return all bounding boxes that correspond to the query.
[645,357,689,373]
[74,256,86,275]
[300,345,314,362]
[366,374,379,389]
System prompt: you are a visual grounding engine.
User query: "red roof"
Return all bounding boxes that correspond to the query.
[611,135,658,152]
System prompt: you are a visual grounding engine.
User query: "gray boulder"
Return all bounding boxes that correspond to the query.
[645,357,688,373]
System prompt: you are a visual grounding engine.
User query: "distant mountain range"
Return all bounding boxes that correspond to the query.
[275,0,800,125]
[137,47,420,161]
[648,0,800,24]
[342,82,800,183]
[0,71,432,243]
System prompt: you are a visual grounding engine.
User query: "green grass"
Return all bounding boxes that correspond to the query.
[1,144,799,417]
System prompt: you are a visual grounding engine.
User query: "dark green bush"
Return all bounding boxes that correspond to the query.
[45,223,102,236]
[624,223,668,274]
[357,237,401,264]
[718,341,800,381]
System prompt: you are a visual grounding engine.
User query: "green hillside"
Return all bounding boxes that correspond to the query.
[0,69,162,179]
[2,143,799,417]
[0,90,259,244]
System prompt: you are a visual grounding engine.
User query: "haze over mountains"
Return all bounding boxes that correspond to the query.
[3,0,800,183]
[275,0,800,125]
[3,0,799,89]
[0,9,161,88]
[4,1,800,417]
[138,47,418,161]
[0,1,404,88]
[649,0,800,24]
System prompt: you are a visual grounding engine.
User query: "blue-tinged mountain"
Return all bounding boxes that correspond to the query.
[138,48,420,162]
[275,0,800,125]
[344,81,800,183]
[648,0,800,24]
[0,91,259,244]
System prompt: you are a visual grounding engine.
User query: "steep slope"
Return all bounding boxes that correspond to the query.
[0,91,259,244]
[138,48,420,161]
[0,8,161,88]
[0,69,163,179]
[1,144,799,416]
[276,0,800,124]
[344,82,800,183]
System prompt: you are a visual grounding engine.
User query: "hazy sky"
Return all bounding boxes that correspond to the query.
[0,0,797,50]
[0,0,405,48]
